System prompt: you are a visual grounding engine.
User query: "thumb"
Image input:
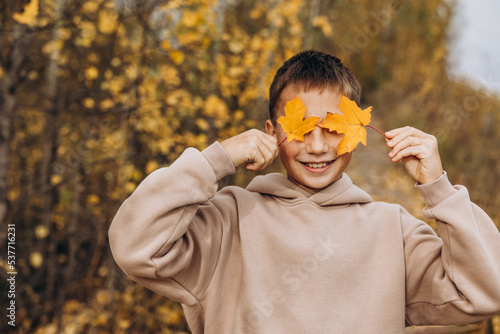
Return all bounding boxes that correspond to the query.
[245,161,256,171]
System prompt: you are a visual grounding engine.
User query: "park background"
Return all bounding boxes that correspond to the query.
[1,0,499,332]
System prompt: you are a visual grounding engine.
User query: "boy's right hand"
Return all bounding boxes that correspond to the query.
[220,129,279,171]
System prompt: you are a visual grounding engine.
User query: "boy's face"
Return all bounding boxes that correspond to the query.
[266,87,352,193]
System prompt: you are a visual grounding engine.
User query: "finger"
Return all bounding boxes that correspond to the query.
[258,134,279,161]
[386,127,426,147]
[388,135,422,158]
[245,161,256,170]
[393,137,438,160]
[260,133,278,152]
[385,126,411,140]
[386,126,425,137]
[387,128,418,147]
[253,141,277,170]
[245,150,265,171]
[264,132,279,144]
[262,133,279,153]
[390,145,427,163]
[264,138,280,162]
[243,131,279,170]
[245,139,274,171]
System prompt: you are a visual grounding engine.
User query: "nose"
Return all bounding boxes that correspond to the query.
[304,127,329,154]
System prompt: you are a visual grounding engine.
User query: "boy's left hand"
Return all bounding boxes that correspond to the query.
[385,127,443,184]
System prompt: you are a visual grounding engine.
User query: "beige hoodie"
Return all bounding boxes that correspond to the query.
[108,142,500,333]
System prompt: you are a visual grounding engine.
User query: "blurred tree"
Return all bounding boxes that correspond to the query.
[1,0,305,331]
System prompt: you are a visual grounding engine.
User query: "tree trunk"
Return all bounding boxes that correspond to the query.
[38,0,66,323]
[0,25,25,229]
[303,0,321,50]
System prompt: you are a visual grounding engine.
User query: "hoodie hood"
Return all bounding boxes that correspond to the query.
[246,173,373,207]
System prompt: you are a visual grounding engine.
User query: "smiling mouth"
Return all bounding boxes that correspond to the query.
[300,160,336,168]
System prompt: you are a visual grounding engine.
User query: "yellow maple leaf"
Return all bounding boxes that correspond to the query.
[13,0,39,26]
[317,95,372,155]
[277,96,319,143]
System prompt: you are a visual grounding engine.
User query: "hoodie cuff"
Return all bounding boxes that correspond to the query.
[202,141,236,181]
[415,171,457,209]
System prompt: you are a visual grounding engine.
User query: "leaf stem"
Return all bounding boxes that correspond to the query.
[278,137,287,147]
[366,124,387,138]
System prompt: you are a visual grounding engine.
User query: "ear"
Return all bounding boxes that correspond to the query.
[266,119,276,136]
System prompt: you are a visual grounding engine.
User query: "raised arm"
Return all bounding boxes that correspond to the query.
[108,130,278,304]
[108,142,237,304]
[402,173,500,324]
[386,126,500,324]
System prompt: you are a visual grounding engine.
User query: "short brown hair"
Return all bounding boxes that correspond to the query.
[269,50,361,123]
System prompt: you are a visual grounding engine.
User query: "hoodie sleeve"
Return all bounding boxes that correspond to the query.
[108,142,237,306]
[402,172,500,325]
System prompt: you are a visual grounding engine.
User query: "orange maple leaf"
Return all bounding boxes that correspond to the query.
[277,96,319,143]
[317,95,372,155]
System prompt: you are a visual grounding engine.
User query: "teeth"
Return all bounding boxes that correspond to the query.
[306,162,328,168]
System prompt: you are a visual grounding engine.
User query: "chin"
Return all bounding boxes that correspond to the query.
[293,174,342,192]
[308,178,340,190]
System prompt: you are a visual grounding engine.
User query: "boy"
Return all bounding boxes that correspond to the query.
[109,50,500,333]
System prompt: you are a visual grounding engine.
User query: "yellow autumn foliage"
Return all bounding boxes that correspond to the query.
[29,252,43,269]
[83,97,95,108]
[85,66,99,80]
[181,10,200,28]
[35,225,50,239]
[98,10,118,34]
[82,0,99,14]
[170,50,185,65]
[204,95,228,118]
[13,0,39,26]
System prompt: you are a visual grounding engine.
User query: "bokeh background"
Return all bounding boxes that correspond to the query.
[1,0,499,332]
